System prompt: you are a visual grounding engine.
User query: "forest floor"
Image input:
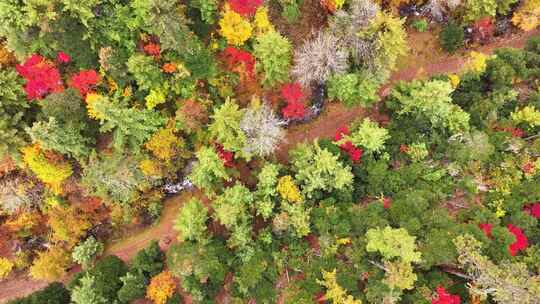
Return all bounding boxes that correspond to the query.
[1,26,539,304]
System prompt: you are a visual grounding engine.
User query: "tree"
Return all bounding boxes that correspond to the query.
[439,22,464,53]
[48,205,91,247]
[145,127,183,161]
[366,226,422,263]
[327,73,379,107]
[512,0,540,31]
[86,93,166,153]
[29,247,71,282]
[253,30,293,87]
[72,236,104,270]
[292,31,348,88]
[289,141,354,198]
[389,80,470,134]
[0,174,42,215]
[318,269,362,304]
[8,282,71,304]
[208,99,246,154]
[131,240,165,278]
[26,117,92,160]
[71,274,108,304]
[213,183,253,230]
[0,257,13,280]
[0,68,30,160]
[277,175,302,203]
[239,101,285,158]
[146,271,176,304]
[167,240,230,302]
[174,198,208,242]
[189,146,230,194]
[117,271,148,303]
[337,118,389,153]
[453,234,540,303]
[255,163,280,219]
[463,0,497,23]
[21,144,73,194]
[126,54,165,92]
[219,5,253,46]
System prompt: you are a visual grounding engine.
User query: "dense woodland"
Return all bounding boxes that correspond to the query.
[1,0,540,303]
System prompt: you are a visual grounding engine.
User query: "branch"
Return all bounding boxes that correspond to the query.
[438,264,473,280]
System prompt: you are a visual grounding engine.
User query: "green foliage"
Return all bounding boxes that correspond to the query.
[26,117,93,160]
[278,0,302,22]
[253,31,292,87]
[389,79,470,134]
[213,183,254,230]
[127,54,165,92]
[208,99,246,154]
[167,240,230,302]
[327,73,380,107]
[454,234,540,303]
[255,163,281,219]
[290,141,354,198]
[70,255,128,303]
[190,0,218,24]
[439,23,464,53]
[0,68,30,159]
[89,94,166,153]
[117,271,148,303]
[81,153,152,207]
[130,240,165,279]
[339,118,390,153]
[71,274,108,304]
[8,283,70,304]
[411,19,428,32]
[72,236,104,270]
[463,0,497,22]
[189,146,230,194]
[174,198,208,242]
[366,226,422,263]
[233,250,278,302]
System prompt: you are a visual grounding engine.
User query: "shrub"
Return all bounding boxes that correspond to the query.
[0,257,14,280]
[439,22,464,53]
[412,19,428,32]
[253,31,293,87]
[462,0,497,23]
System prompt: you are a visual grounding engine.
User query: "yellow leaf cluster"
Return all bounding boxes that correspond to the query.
[139,159,162,177]
[85,93,105,120]
[21,145,72,194]
[219,6,253,46]
[467,51,490,74]
[318,269,362,304]
[145,127,183,161]
[512,0,540,31]
[448,74,460,88]
[254,7,274,36]
[277,175,302,203]
[0,257,14,280]
[29,247,71,282]
[511,106,540,127]
[145,89,167,110]
[47,205,91,247]
[147,271,176,304]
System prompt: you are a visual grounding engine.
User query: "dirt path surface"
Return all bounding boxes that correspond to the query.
[1,28,539,304]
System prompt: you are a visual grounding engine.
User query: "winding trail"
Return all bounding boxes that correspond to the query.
[1,28,539,304]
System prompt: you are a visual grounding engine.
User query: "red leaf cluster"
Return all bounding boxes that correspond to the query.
[432,287,461,304]
[522,162,535,174]
[281,82,306,120]
[382,197,391,209]
[57,51,71,64]
[524,202,540,219]
[215,144,234,167]
[507,224,528,256]
[68,70,100,97]
[223,47,256,79]
[478,223,493,238]
[228,0,263,16]
[472,17,495,44]
[334,126,363,163]
[144,43,161,58]
[16,54,63,100]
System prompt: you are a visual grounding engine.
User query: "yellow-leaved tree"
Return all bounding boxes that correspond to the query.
[21,144,72,194]
[277,175,302,203]
[512,0,540,31]
[146,271,176,304]
[29,246,71,282]
[0,257,14,280]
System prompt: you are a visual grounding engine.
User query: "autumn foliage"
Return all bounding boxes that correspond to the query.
[16,55,63,100]
[228,0,263,16]
[146,270,176,304]
[432,286,461,304]
[281,82,306,119]
[68,70,100,97]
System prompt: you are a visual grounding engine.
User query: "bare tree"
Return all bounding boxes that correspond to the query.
[240,101,286,158]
